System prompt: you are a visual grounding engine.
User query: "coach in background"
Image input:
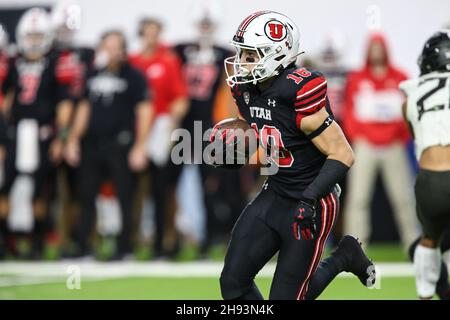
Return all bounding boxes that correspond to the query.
[129,18,189,259]
[65,30,152,260]
[343,32,417,250]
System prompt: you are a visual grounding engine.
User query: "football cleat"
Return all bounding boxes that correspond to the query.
[332,235,376,288]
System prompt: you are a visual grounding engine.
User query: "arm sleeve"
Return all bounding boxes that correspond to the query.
[302,159,349,201]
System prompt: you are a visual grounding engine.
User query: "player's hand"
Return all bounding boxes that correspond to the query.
[209,123,236,145]
[65,138,81,167]
[49,138,64,165]
[128,143,148,172]
[207,124,242,169]
[293,199,317,240]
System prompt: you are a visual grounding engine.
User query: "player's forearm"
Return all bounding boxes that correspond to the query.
[134,101,153,147]
[55,99,73,141]
[326,143,355,168]
[68,100,90,141]
[1,90,14,120]
[169,97,189,127]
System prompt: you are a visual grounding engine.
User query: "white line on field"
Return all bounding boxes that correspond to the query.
[0,261,415,287]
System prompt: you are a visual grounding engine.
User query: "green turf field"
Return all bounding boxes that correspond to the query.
[0,244,440,300]
[0,276,417,300]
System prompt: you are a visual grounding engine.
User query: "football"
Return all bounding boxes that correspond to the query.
[207,118,256,168]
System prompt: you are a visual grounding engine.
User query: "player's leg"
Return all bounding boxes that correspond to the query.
[413,169,450,299]
[108,145,136,257]
[163,161,184,258]
[409,235,450,300]
[305,235,375,299]
[220,187,281,300]
[149,161,170,258]
[76,142,103,256]
[344,140,378,245]
[30,139,56,259]
[269,192,338,300]
[380,142,418,249]
[0,143,17,259]
[198,163,221,256]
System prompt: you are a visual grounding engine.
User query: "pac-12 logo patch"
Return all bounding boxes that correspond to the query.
[264,20,287,41]
[244,92,250,105]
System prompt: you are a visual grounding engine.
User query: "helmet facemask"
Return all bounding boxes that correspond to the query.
[225,41,285,87]
[19,31,51,58]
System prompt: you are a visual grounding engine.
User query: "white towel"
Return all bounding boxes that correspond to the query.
[16,119,40,173]
[147,114,174,167]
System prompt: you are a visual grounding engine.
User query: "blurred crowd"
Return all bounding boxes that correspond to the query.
[0,2,423,261]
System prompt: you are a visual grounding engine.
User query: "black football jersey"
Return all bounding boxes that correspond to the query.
[2,54,69,127]
[232,66,333,199]
[174,43,233,131]
[53,47,95,101]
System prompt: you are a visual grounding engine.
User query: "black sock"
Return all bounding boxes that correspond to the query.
[32,219,46,255]
[0,219,7,258]
[305,256,341,300]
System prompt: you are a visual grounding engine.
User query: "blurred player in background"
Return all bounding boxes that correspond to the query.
[0,24,9,108]
[0,24,9,259]
[50,0,95,256]
[315,32,348,125]
[65,30,151,260]
[343,33,417,250]
[400,30,450,299]
[315,32,349,245]
[174,9,245,257]
[0,8,72,259]
[212,11,375,300]
[129,18,189,259]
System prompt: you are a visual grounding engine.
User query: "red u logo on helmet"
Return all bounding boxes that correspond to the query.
[264,20,286,41]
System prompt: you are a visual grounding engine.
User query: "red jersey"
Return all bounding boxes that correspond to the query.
[129,46,187,116]
[343,33,410,146]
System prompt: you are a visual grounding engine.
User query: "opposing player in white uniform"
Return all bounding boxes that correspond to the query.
[400,30,450,299]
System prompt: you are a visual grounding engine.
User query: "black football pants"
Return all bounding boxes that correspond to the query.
[76,139,135,255]
[220,185,340,300]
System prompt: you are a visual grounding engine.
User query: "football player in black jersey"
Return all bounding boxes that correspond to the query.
[209,11,376,300]
[50,0,95,256]
[0,8,72,259]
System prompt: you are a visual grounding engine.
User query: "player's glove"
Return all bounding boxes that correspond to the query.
[206,124,244,169]
[293,198,317,241]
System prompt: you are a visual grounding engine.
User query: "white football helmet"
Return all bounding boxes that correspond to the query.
[51,0,82,48]
[16,8,53,57]
[225,11,301,86]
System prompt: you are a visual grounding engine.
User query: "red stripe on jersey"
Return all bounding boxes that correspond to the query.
[294,87,327,107]
[295,97,327,129]
[296,77,327,102]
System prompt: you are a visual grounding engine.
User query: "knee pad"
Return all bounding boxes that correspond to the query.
[219,273,252,300]
[413,244,441,299]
